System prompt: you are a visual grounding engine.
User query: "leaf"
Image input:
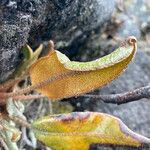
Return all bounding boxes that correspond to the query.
[29,37,137,100]
[13,44,43,78]
[32,112,150,150]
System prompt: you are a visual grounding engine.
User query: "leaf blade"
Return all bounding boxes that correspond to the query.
[29,37,137,100]
[32,112,150,150]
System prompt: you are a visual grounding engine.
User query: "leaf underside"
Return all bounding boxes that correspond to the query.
[32,112,150,150]
[29,36,137,100]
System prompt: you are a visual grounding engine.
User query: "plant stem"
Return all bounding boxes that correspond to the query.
[0,71,79,100]
[83,84,150,105]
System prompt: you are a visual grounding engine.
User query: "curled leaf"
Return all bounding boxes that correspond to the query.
[32,112,150,150]
[13,44,43,78]
[30,37,137,100]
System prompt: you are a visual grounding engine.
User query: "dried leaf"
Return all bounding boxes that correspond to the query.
[32,112,150,150]
[30,37,137,100]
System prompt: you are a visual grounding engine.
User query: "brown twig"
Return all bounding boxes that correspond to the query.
[1,84,150,106]
[83,84,150,105]
[10,84,150,106]
[0,71,82,100]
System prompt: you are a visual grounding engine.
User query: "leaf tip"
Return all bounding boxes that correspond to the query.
[119,118,150,148]
[127,36,137,46]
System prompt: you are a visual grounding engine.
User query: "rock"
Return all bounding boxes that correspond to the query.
[124,0,150,26]
[114,0,150,39]
[0,0,115,83]
[116,14,141,39]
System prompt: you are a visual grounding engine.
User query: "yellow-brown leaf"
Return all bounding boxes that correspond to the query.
[29,37,137,100]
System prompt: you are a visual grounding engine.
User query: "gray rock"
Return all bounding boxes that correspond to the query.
[114,0,150,39]
[0,0,115,83]
[125,0,150,25]
[116,14,141,39]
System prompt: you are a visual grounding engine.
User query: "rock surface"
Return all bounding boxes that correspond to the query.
[115,0,150,39]
[0,0,115,83]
